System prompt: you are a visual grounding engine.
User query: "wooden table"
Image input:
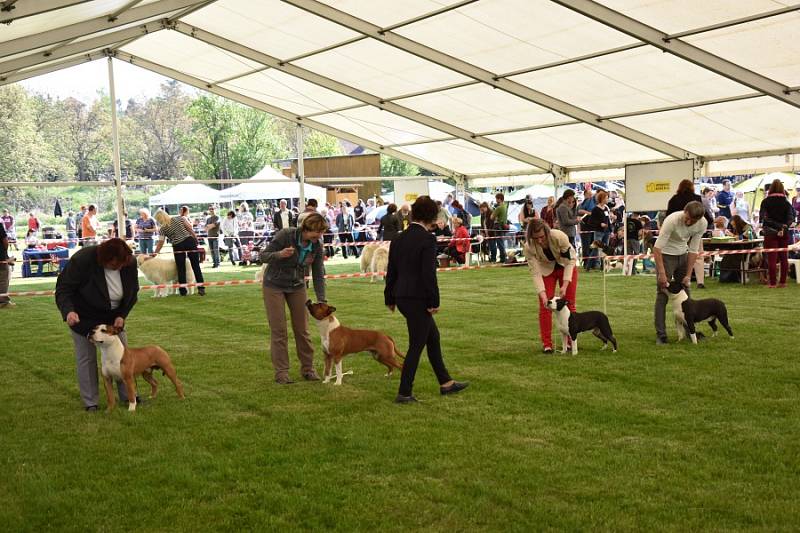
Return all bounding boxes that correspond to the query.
[703,238,764,284]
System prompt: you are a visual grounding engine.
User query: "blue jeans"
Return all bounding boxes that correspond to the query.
[138,239,154,254]
[588,230,609,269]
[208,235,220,266]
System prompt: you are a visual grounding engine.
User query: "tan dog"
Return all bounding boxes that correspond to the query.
[360,242,380,274]
[89,324,185,411]
[370,245,390,282]
[306,300,404,385]
[137,255,196,297]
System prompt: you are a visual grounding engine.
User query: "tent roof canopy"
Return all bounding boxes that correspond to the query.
[5,0,800,183]
[148,176,222,206]
[219,166,327,203]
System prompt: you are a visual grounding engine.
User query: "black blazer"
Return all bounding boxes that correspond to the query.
[384,223,439,309]
[272,209,296,230]
[379,213,403,242]
[55,246,139,335]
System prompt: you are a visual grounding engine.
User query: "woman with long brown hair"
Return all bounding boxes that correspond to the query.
[759,179,794,287]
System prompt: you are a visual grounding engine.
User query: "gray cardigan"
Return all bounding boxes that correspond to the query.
[259,228,326,302]
[555,202,580,238]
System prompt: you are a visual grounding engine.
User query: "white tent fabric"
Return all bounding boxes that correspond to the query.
[5,1,800,183]
[148,177,222,206]
[219,169,327,205]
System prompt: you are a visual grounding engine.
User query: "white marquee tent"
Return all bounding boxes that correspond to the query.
[219,165,327,205]
[4,0,800,185]
[148,176,222,206]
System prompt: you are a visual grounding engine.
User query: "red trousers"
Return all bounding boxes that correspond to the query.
[764,233,789,286]
[538,267,578,349]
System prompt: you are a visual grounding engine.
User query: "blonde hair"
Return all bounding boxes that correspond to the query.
[154,209,171,227]
[452,216,463,227]
[300,212,329,233]
[139,208,151,217]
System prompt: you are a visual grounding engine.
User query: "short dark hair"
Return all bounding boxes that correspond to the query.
[306,198,318,208]
[410,196,438,224]
[386,203,397,215]
[96,238,132,267]
[495,192,505,201]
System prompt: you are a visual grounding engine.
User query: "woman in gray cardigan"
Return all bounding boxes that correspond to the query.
[555,189,580,246]
[259,213,328,384]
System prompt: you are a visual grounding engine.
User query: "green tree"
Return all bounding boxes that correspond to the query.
[380,155,420,192]
[52,95,112,180]
[184,95,234,180]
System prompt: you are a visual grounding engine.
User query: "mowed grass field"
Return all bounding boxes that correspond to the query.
[1,262,798,531]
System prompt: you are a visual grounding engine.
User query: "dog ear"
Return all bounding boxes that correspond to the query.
[306,299,312,305]
[327,306,336,314]
[556,298,568,310]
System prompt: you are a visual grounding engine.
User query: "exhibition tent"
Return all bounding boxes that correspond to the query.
[148,177,222,206]
[219,167,327,205]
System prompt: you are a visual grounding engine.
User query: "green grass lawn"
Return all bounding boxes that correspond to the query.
[1,263,798,531]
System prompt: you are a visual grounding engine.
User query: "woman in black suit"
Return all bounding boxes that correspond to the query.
[384,196,468,403]
[55,238,139,411]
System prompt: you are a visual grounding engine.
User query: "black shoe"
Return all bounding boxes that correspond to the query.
[394,394,418,404]
[440,381,469,395]
[542,346,554,354]
[275,375,295,385]
[198,287,206,296]
[85,405,98,412]
[656,337,668,345]
[697,283,705,289]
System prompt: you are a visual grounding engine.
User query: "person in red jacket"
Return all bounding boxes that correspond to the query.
[446,217,470,264]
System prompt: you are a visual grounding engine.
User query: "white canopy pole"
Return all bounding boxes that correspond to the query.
[296,125,305,210]
[107,56,125,240]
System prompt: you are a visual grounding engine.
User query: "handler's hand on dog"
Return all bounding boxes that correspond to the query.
[113,317,124,329]
[657,272,668,288]
[66,312,80,326]
[681,276,691,288]
[387,304,395,313]
[427,307,439,315]
[278,246,295,258]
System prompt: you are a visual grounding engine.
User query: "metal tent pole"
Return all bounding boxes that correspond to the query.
[296,124,305,209]
[107,56,125,239]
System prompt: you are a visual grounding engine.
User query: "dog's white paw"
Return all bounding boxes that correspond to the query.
[600,344,608,351]
[612,349,617,353]
[128,403,136,412]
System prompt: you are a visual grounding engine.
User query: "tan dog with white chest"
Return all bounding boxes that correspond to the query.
[89,324,185,411]
[306,300,404,385]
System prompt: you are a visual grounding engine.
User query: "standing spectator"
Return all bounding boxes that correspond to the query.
[353,199,366,226]
[435,200,451,229]
[272,199,295,230]
[396,204,411,231]
[587,191,611,270]
[519,196,537,230]
[153,210,206,296]
[702,187,718,223]
[523,219,578,354]
[255,202,266,218]
[81,205,100,246]
[297,198,318,227]
[74,206,86,246]
[237,202,254,231]
[759,179,794,288]
[179,205,190,221]
[384,196,468,403]
[221,210,243,266]
[0,222,13,308]
[625,212,644,275]
[540,196,555,228]
[65,210,77,248]
[716,179,734,219]
[733,190,751,223]
[652,202,707,344]
[555,190,580,246]
[27,212,41,234]
[335,204,358,258]
[135,208,157,255]
[379,204,402,242]
[365,198,376,219]
[666,179,711,288]
[55,238,139,410]
[205,206,221,268]
[792,187,800,224]
[490,192,508,263]
[2,209,17,250]
[260,213,329,384]
[449,200,470,229]
[578,188,596,269]
[112,212,133,240]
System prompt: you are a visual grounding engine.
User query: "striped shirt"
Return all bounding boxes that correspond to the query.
[160,217,192,245]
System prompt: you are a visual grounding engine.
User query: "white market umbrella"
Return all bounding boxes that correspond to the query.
[148,176,222,206]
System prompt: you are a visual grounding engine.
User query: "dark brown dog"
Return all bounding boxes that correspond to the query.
[305,300,404,385]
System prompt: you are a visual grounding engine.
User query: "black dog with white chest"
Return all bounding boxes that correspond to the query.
[545,297,618,355]
[665,280,733,344]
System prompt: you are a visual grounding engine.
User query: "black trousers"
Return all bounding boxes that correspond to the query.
[397,298,452,396]
[339,231,359,258]
[173,238,205,295]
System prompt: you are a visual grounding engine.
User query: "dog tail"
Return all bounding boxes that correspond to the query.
[387,335,405,360]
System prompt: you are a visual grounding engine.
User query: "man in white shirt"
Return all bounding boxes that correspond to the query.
[272,199,295,230]
[653,201,707,345]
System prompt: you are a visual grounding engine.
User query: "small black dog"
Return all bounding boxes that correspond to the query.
[546,297,618,355]
[665,280,733,344]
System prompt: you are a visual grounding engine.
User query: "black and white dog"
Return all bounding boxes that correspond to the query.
[665,280,734,344]
[545,297,618,355]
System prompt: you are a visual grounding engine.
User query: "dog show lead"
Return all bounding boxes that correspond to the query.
[260,212,328,384]
[153,209,206,296]
[523,218,579,354]
[54,238,140,412]
[384,195,468,404]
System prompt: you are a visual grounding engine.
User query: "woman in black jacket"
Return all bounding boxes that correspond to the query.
[55,238,139,411]
[759,179,795,287]
[378,203,402,242]
[384,196,468,403]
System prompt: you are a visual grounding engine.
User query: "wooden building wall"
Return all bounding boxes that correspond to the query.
[284,153,382,205]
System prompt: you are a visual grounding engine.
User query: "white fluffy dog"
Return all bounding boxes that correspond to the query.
[360,242,380,273]
[370,244,390,282]
[137,255,196,297]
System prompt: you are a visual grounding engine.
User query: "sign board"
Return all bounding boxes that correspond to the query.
[625,160,695,212]
[393,179,429,206]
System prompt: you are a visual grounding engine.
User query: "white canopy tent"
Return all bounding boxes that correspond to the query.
[219,166,327,205]
[148,176,222,206]
[4,0,800,187]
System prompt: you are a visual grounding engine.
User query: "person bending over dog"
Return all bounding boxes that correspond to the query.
[653,201,707,345]
[523,219,578,354]
[55,238,140,411]
[260,213,328,384]
[385,196,468,404]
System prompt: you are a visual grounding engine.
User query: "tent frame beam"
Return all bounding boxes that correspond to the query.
[0,0,89,24]
[0,50,105,85]
[550,0,800,109]
[114,51,463,178]
[175,22,561,174]
[282,0,697,161]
